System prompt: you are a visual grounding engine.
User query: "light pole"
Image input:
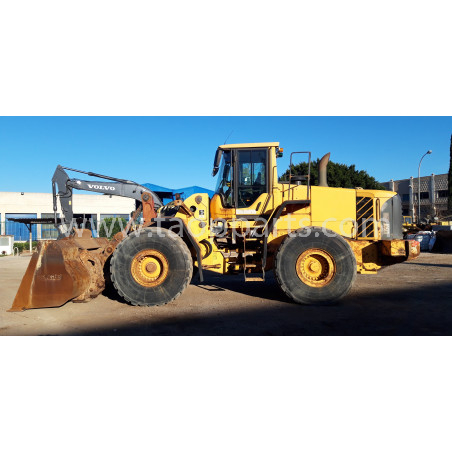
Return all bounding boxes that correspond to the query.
[418,150,432,223]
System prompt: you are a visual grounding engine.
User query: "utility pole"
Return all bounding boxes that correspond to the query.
[418,150,432,223]
[448,135,452,212]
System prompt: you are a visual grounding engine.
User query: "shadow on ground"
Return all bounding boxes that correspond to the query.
[79,276,452,336]
[403,262,452,268]
[102,270,294,305]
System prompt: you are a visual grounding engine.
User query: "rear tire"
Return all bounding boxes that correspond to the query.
[274,227,356,305]
[110,227,193,306]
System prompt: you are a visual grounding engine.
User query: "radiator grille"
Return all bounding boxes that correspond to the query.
[356,197,375,238]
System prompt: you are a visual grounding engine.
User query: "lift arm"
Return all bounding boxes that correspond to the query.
[52,165,163,228]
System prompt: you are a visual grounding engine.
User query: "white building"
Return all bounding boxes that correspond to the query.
[0,191,135,240]
[381,173,449,221]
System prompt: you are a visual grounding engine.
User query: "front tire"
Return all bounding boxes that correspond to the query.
[274,227,356,304]
[110,227,193,306]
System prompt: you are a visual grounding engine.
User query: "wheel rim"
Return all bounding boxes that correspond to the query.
[296,249,336,287]
[131,249,169,287]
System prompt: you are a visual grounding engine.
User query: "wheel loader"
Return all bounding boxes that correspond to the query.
[9,142,420,311]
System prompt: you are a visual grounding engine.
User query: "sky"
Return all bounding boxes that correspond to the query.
[0,116,450,193]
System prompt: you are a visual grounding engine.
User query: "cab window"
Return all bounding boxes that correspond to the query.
[214,150,233,207]
[237,149,267,208]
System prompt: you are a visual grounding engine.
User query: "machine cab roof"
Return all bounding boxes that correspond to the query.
[218,142,280,150]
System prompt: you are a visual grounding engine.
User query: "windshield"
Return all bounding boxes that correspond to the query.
[215,150,233,207]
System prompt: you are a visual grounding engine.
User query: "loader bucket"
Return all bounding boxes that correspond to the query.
[9,232,109,311]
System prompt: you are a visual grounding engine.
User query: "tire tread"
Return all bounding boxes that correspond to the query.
[110,228,193,306]
[274,227,357,305]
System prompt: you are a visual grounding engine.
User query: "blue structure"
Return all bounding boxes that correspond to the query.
[6,214,38,241]
[142,183,214,205]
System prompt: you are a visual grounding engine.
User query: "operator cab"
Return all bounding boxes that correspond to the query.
[212,143,279,212]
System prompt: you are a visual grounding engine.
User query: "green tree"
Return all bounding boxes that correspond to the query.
[280,158,386,190]
[99,217,128,238]
[448,134,452,211]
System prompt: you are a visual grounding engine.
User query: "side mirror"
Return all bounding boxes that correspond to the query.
[212,148,223,177]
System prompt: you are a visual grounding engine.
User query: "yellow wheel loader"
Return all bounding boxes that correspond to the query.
[9,143,420,311]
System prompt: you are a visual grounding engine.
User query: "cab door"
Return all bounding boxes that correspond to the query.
[234,148,269,216]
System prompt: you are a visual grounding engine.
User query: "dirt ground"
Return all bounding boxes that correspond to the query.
[0,252,451,335]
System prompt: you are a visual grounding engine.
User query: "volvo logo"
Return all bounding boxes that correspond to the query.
[87,184,116,191]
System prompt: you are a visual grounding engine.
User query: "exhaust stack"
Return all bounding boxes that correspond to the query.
[318,152,330,187]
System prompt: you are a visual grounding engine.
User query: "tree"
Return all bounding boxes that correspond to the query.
[99,217,128,238]
[280,158,386,190]
[448,134,452,212]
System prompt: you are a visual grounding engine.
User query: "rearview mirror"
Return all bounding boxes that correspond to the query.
[212,148,223,177]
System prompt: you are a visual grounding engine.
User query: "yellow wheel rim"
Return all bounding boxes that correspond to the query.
[131,249,169,287]
[296,249,336,287]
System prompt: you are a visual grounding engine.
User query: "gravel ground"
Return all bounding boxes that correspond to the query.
[1,252,451,335]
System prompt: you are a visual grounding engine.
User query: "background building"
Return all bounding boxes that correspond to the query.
[381,173,449,221]
[0,192,135,241]
[0,184,214,241]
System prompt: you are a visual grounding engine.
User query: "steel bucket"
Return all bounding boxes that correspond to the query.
[9,231,109,311]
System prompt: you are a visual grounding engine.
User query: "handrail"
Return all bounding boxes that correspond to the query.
[284,151,311,201]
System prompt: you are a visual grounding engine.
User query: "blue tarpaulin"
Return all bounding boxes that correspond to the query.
[142,183,214,205]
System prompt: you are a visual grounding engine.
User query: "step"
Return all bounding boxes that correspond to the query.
[244,276,265,282]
